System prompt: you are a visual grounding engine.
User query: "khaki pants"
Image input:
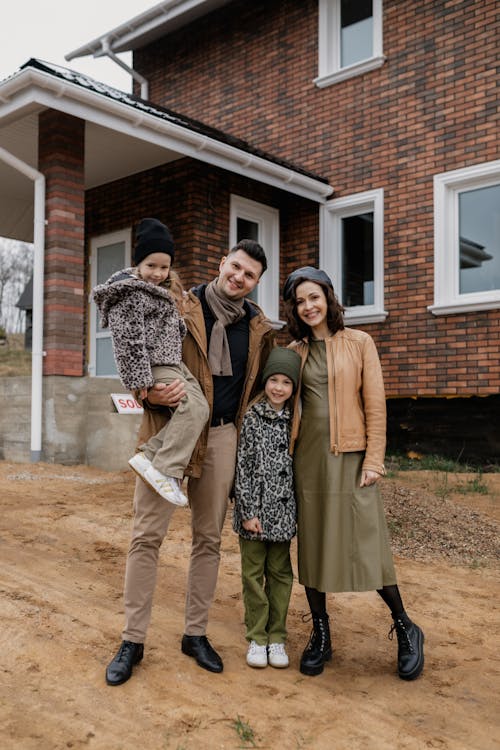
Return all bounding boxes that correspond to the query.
[140,363,209,479]
[122,423,237,643]
[239,538,293,646]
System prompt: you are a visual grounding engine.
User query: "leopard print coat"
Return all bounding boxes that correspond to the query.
[233,398,296,542]
[93,268,186,390]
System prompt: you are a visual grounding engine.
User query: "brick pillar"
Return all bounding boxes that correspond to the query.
[38,110,85,376]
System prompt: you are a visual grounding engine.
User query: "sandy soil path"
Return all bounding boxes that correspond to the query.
[1,461,498,750]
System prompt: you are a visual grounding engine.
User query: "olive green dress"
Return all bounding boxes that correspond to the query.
[294,340,397,592]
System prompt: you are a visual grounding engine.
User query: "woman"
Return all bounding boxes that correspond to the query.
[283,266,424,681]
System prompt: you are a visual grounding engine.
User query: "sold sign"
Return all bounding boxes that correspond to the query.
[110,393,144,414]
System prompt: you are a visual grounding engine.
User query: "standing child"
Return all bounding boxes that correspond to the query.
[233,347,301,669]
[93,217,209,506]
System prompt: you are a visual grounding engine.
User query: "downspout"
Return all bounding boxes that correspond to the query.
[0,147,45,462]
[98,37,149,99]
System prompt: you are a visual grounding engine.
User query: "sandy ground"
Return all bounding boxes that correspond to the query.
[1,461,499,750]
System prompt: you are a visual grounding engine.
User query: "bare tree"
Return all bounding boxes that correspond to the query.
[0,237,34,334]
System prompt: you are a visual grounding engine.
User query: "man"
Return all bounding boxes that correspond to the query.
[106,239,275,685]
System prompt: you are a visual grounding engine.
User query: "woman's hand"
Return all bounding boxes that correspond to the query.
[146,379,186,408]
[360,470,381,487]
[242,517,263,534]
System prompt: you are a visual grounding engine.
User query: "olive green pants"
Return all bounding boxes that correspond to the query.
[239,537,293,646]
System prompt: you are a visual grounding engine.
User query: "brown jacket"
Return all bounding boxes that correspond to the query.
[289,328,387,475]
[137,284,275,478]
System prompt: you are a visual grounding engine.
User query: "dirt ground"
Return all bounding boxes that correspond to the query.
[1,460,499,750]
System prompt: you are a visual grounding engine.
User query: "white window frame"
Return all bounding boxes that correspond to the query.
[315,0,385,88]
[88,228,131,377]
[230,195,281,326]
[430,160,500,316]
[320,188,387,324]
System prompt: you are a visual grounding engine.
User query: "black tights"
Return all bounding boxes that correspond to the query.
[305,584,405,619]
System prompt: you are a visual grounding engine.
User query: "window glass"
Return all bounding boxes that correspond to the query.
[96,337,117,377]
[89,232,130,376]
[341,0,373,68]
[95,242,125,334]
[320,189,385,324]
[459,184,500,294]
[342,213,374,306]
[236,218,259,243]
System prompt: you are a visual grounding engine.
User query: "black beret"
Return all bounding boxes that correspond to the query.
[283,267,333,301]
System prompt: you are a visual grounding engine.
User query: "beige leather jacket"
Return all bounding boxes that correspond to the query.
[137,284,275,478]
[289,328,386,475]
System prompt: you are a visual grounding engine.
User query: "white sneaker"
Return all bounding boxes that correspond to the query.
[128,452,152,479]
[143,466,188,507]
[268,642,289,669]
[246,641,268,668]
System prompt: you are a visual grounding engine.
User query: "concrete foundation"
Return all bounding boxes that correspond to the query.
[0,375,142,470]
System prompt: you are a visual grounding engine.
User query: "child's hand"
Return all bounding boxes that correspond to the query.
[242,517,263,534]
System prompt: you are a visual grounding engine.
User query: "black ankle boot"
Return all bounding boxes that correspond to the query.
[389,614,424,681]
[300,613,332,676]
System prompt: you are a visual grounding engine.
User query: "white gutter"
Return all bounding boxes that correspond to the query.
[0,147,45,462]
[95,37,149,99]
[0,68,333,202]
[65,1,231,59]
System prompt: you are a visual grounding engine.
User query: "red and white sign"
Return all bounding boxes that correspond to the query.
[110,394,144,414]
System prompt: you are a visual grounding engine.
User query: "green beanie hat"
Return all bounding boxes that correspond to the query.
[262,347,301,391]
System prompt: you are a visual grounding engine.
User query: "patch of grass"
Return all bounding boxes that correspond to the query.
[386,452,497,474]
[434,472,451,499]
[0,334,31,376]
[455,472,489,495]
[387,518,402,535]
[233,716,257,747]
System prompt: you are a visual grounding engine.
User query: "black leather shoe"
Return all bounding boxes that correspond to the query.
[106,640,144,686]
[181,634,223,673]
[389,615,424,681]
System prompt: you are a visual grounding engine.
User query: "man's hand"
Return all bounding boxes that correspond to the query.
[146,379,186,408]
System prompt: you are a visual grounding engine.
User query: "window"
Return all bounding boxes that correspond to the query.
[431,161,500,315]
[320,189,387,324]
[230,195,281,325]
[88,229,131,376]
[315,0,384,88]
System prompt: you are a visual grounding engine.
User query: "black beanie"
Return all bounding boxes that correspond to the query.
[283,266,333,301]
[134,218,175,265]
[262,347,302,391]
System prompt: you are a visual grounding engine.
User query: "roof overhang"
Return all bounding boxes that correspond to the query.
[66,0,234,59]
[0,62,332,242]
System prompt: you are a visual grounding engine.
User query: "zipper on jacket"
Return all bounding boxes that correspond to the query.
[331,343,339,455]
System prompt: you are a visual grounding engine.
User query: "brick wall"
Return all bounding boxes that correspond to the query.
[86,158,318,293]
[38,110,85,376]
[134,0,500,398]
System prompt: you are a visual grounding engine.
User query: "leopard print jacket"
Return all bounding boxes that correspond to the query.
[233,398,296,542]
[93,268,187,390]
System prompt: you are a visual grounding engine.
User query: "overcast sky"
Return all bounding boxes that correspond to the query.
[1,1,158,92]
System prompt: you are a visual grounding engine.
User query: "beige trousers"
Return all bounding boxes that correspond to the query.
[122,422,237,643]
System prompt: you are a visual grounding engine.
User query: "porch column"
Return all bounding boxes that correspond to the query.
[38,110,85,376]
